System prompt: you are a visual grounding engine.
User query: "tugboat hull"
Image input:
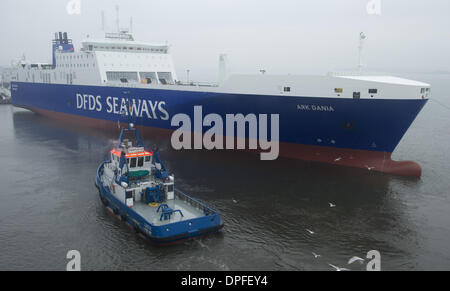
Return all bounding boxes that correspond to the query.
[96,163,223,245]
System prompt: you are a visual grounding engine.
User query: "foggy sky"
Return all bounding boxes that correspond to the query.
[1,0,449,82]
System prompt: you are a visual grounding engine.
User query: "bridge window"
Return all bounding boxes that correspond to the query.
[353,92,361,99]
[145,156,151,162]
[368,89,378,94]
[139,72,158,84]
[130,158,137,168]
[106,71,139,83]
[157,72,173,85]
[138,157,144,167]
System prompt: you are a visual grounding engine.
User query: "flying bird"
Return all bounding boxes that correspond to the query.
[348,256,365,265]
[312,252,321,258]
[328,264,351,271]
[365,165,376,171]
[232,199,238,204]
[306,229,315,235]
[334,157,342,162]
[329,203,336,208]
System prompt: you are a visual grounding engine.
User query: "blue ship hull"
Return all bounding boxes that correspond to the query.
[12,82,428,176]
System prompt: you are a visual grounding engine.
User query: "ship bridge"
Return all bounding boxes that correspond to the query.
[81,32,169,54]
[10,31,178,86]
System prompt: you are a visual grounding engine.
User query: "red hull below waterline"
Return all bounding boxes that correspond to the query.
[18,106,422,177]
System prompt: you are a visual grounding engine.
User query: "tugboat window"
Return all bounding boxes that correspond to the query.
[130,158,137,168]
[138,157,144,167]
[145,156,151,162]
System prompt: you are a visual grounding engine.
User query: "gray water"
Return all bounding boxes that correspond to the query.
[0,73,449,271]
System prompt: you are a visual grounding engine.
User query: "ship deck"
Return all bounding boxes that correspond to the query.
[132,197,206,226]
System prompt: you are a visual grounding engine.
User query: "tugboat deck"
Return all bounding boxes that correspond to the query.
[132,196,206,226]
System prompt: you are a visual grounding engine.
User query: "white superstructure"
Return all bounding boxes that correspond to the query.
[11,32,178,87]
[8,31,431,101]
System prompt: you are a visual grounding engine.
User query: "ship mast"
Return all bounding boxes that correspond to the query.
[116,5,120,33]
[358,32,366,73]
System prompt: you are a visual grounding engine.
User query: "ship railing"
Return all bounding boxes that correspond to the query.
[175,81,219,88]
[328,71,389,77]
[105,81,219,89]
[175,189,218,216]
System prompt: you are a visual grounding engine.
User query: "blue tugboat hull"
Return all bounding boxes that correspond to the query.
[95,163,223,245]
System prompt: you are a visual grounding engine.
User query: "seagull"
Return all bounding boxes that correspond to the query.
[306,229,315,235]
[365,165,376,171]
[334,157,342,162]
[329,264,351,271]
[329,203,336,208]
[348,256,365,265]
[312,252,321,258]
[232,199,238,204]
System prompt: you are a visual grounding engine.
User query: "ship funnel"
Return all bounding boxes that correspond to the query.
[218,54,229,85]
[59,32,63,41]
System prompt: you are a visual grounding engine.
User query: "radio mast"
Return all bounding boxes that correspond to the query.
[101,10,105,31]
[116,5,120,32]
[358,32,367,73]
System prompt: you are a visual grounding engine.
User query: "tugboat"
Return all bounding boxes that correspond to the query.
[95,123,223,244]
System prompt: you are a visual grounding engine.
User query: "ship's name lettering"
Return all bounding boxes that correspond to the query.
[297,104,335,112]
[76,94,169,120]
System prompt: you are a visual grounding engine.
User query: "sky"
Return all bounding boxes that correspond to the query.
[0,0,449,82]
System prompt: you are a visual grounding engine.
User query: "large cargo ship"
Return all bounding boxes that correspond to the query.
[10,31,430,176]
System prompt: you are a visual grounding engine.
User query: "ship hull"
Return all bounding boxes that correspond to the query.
[95,163,224,245]
[12,82,428,176]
